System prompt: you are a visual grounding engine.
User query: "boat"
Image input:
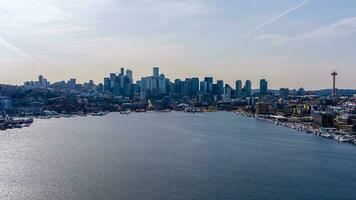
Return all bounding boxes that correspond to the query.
[120,110,132,115]
[320,133,334,139]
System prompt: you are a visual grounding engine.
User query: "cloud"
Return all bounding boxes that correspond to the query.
[255,16,356,45]
[200,0,310,58]
[0,37,29,57]
[290,16,356,41]
[253,34,289,45]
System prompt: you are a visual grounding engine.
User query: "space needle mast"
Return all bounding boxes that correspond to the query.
[331,71,337,97]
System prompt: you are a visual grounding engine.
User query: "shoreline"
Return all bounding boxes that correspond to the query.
[235,111,356,146]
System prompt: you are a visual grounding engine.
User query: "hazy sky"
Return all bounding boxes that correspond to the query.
[0,0,355,89]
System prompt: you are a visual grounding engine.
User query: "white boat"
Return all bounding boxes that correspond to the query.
[320,133,334,139]
[120,110,132,115]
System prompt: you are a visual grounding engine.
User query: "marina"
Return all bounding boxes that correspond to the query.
[236,111,356,145]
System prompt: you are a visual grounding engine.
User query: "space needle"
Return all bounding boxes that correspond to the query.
[331,71,338,97]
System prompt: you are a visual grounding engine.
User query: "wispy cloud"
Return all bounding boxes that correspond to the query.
[255,16,356,45]
[201,0,310,58]
[290,16,356,41]
[0,37,29,57]
[253,34,289,45]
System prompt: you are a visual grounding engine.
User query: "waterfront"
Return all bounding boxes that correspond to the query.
[1,112,356,200]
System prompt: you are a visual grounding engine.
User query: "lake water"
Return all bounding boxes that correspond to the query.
[0,112,355,200]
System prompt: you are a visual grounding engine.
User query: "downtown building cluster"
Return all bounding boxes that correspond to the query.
[100,67,267,105]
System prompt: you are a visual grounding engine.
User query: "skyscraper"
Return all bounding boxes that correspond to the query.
[153,67,159,78]
[204,77,213,93]
[244,80,252,97]
[260,79,268,96]
[174,79,183,95]
[191,78,199,96]
[158,74,166,94]
[223,84,232,100]
[104,78,110,92]
[216,80,224,98]
[38,75,44,87]
[235,80,242,97]
[126,69,133,83]
[183,78,192,96]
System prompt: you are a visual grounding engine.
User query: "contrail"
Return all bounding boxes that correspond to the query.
[0,37,29,57]
[201,0,310,58]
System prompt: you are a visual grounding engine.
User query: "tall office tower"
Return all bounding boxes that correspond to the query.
[104,78,111,92]
[123,76,132,97]
[216,80,224,97]
[244,80,252,97]
[126,69,133,83]
[43,78,48,87]
[259,79,268,96]
[235,80,242,97]
[139,78,147,100]
[109,73,116,89]
[204,77,213,93]
[113,76,121,96]
[38,75,44,87]
[174,79,183,95]
[191,78,200,96]
[183,78,192,96]
[88,80,94,90]
[199,81,205,92]
[120,67,125,76]
[153,67,159,78]
[223,84,232,100]
[158,74,166,94]
[331,71,337,97]
[69,78,76,89]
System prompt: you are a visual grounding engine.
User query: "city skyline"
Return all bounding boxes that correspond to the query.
[2,66,353,91]
[0,0,356,89]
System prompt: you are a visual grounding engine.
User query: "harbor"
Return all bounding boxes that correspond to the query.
[236,111,356,145]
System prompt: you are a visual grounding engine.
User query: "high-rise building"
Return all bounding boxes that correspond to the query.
[88,80,94,90]
[104,78,111,92]
[126,69,132,79]
[109,73,116,90]
[199,81,205,92]
[123,76,132,97]
[113,76,121,96]
[204,77,213,93]
[153,67,159,78]
[260,79,268,96]
[244,80,252,97]
[191,78,199,96]
[68,78,76,89]
[126,69,133,84]
[183,78,192,96]
[235,80,242,97]
[223,84,232,100]
[38,75,44,87]
[158,74,166,94]
[216,80,224,98]
[174,79,183,95]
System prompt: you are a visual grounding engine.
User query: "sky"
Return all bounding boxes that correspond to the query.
[0,0,355,89]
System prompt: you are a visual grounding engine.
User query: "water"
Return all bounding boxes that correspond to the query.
[0,112,355,200]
